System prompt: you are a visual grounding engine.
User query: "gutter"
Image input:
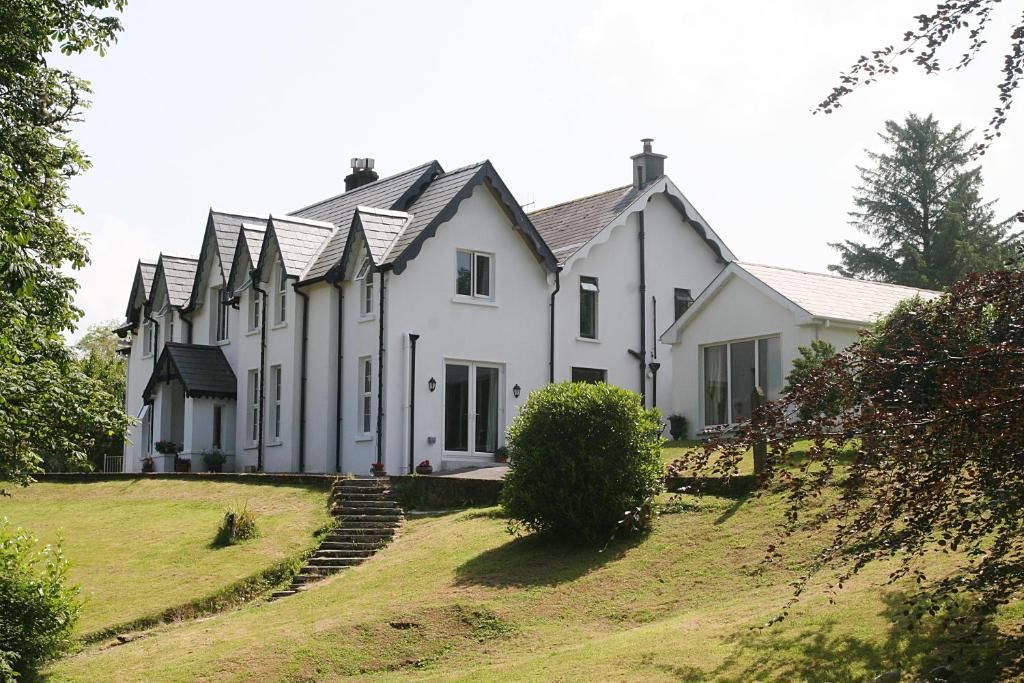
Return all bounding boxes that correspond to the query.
[252,273,269,472]
[331,281,344,474]
[408,333,419,474]
[292,281,310,473]
[549,269,561,383]
[375,268,388,469]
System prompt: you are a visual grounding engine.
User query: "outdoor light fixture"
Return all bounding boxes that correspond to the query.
[428,377,437,392]
[512,384,521,398]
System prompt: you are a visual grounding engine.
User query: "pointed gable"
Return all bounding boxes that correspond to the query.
[151,254,199,309]
[225,225,265,294]
[257,215,333,279]
[124,259,157,323]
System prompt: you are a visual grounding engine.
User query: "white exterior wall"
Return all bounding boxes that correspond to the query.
[234,272,265,473]
[123,325,152,472]
[668,274,863,437]
[556,192,725,414]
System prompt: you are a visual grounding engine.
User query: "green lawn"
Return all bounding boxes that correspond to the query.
[46,484,1021,681]
[1,478,330,637]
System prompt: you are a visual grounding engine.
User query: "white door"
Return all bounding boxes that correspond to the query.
[443,361,503,458]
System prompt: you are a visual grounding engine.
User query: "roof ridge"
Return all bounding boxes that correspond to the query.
[356,205,412,218]
[437,161,487,177]
[290,161,439,215]
[529,184,633,215]
[737,261,941,294]
[160,254,199,263]
[210,208,269,220]
[270,214,334,230]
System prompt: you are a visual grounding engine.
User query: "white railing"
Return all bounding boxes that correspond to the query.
[103,455,125,473]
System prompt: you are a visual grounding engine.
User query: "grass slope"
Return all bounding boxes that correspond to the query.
[1,478,330,637]
[47,488,1021,682]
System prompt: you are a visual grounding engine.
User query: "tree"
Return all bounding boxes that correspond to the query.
[782,339,845,421]
[1,0,129,490]
[830,114,1019,288]
[671,270,1024,677]
[815,1,1024,150]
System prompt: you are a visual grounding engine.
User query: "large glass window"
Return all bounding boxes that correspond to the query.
[703,337,782,427]
[455,250,494,299]
[475,366,499,454]
[579,276,599,339]
[444,364,469,452]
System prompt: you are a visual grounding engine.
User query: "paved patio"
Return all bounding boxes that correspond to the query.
[431,465,509,480]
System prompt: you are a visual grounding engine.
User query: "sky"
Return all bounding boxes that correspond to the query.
[63,0,1023,339]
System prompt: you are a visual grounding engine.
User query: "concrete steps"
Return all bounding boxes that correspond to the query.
[270,478,402,601]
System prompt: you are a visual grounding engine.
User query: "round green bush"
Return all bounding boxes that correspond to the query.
[500,382,665,544]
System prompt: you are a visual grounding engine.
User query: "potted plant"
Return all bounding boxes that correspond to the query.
[494,446,509,464]
[203,450,226,473]
[174,456,191,473]
[668,414,688,441]
[155,440,182,456]
[415,459,433,475]
[141,456,155,473]
[371,461,386,477]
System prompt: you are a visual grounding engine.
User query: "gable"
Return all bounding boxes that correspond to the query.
[256,216,333,281]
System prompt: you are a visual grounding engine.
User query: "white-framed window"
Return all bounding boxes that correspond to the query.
[579,276,599,339]
[703,336,783,427]
[165,311,174,344]
[138,403,153,454]
[215,288,229,341]
[359,356,372,435]
[271,365,282,441]
[212,404,223,451]
[247,368,260,445]
[358,261,374,317]
[455,249,493,299]
[276,267,287,324]
[142,321,154,357]
[249,289,262,331]
[674,288,693,320]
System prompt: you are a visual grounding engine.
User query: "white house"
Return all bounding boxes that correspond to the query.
[659,261,940,438]
[117,141,740,474]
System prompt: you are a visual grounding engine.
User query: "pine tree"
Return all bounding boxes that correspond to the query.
[830,114,1019,289]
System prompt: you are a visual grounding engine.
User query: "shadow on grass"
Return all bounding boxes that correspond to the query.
[454,533,642,588]
[688,591,1022,682]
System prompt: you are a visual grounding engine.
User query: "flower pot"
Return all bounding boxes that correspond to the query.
[415,465,433,475]
[142,461,154,473]
[174,458,191,473]
[371,463,386,477]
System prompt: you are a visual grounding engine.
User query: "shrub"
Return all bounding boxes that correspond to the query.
[783,339,846,420]
[0,519,81,680]
[667,414,688,441]
[501,382,664,544]
[214,503,259,546]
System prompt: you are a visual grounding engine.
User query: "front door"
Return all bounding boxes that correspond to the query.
[444,361,503,458]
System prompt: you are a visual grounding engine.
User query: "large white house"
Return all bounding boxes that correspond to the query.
[117,140,931,474]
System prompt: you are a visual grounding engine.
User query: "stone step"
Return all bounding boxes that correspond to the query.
[333,506,403,516]
[270,590,297,599]
[325,534,394,545]
[319,541,383,551]
[334,478,388,486]
[333,488,391,497]
[336,513,403,522]
[312,548,375,558]
[307,557,365,568]
[335,521,401,530]
[333,483,389,492]
[334,499,400,508]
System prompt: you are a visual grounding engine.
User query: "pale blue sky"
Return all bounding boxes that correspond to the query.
[65,0,1022,337]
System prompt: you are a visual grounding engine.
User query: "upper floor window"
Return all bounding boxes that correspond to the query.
[247,368,260,445]
[271,364,282,441]
[674,288,693,320]
[276,268,287,324]
[456,250,493,299]
[215,288,229,341]
[164,311,174,344]
[142,321,154,357]
[359,356,372,434]
[358,261,373,317]
[249,289,262,331]
[579,276,599,339]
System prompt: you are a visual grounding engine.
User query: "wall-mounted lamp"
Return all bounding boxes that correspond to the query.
[428,377,437,392]
[512,383,522,399]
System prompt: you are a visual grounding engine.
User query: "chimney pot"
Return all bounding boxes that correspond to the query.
[631,138,666,190]
[345,157,379,191]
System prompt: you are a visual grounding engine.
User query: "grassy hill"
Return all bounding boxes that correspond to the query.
[45,483,1022,682]
[1,478,331,638]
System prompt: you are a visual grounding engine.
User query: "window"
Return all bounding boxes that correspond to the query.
[249,289,262,331]
[276,268,287,324]
[359,357,372,435]
[571,367,607,384]
[215,288,229,341]
[359,263,374,317]
[212,405,223,451]
[455,250,493,298]
[142,321,154,356]
[138,403,153,454]
[247,369,260,444]
[674,288,693,320]
[702,336,782,427]
[579,276,599,339]
[271,365,282,441]
[165,311,174,344]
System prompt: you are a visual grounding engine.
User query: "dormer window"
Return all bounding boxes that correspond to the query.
[165,310,174,344]
[215,288,229,341]
[249,289,262,331]
[455,250,493,299]
[142,321,154,357]
[276,267,287,324]
[358,260,373,317]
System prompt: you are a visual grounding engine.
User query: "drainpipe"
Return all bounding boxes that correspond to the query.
[549,268,561,383]
[375,268,388,469]
[252,273,269,472]
[331,281,344,474]
[292,281,309,473]
[408,333,419,474]
[638,209,648,405]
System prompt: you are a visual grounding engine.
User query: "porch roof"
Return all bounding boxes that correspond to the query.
[143,342,236,400]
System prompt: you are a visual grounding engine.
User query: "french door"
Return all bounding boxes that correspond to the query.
[444,361,503,456]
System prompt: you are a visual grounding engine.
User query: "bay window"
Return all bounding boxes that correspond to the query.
[703,336,782,427]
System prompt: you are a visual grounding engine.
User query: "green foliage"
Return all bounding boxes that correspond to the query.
[215,503,259,546]
[501,382,664,544]
[830,114,1020,288]
[1,0,129,490]
[783,339,846,420]
[0,518,81,680]
[667,414,688,440]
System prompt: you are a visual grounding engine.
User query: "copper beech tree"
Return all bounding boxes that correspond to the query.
[670,269,1024,664]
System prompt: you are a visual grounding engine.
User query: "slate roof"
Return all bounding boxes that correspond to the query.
[138,261,157,299]
[737,262,942,324]
[225,225,265,294]
[154,255,199,308]
[210,210,267,279]
[292,161,441,280]
[354,207,412,265]
[241,226,265,263]
[143,342,236,400]
[529,185,642,264]
[263,216,334,278]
